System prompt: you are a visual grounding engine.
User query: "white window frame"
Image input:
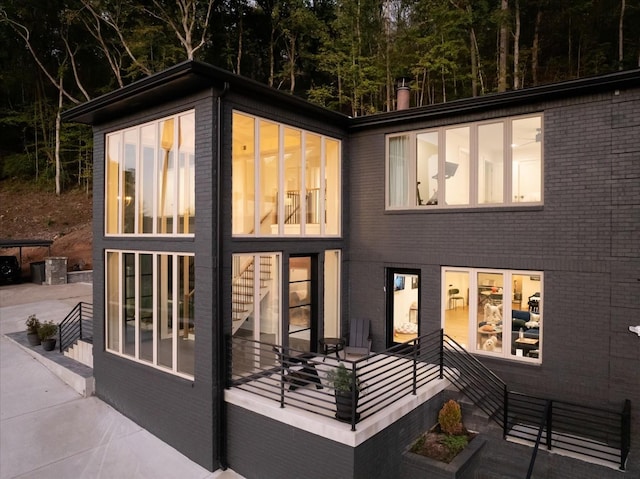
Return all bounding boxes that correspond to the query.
[232,110,342,238]
[441,267,543,364]
[386,114,543,210]
[104,249,195,380]
[104,110,195,237]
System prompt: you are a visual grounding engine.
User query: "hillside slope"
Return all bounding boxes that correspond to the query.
[0,183,93,276]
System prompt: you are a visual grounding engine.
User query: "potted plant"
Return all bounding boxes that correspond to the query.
[326,363,361,422]
[38,320,58,351]
[25,314,41,346]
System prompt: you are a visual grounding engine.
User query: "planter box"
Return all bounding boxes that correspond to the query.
[401,435,486,479]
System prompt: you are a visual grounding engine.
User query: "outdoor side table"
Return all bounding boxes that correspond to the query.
[319,337,345,361]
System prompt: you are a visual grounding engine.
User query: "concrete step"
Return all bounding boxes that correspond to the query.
[5,331,94,397]
[64,339,93,368]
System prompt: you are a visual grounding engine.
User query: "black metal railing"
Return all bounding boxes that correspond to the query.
[507,392,631,470]
[227,329,631,469]
[442,333,507,429]
[526,400,551,479]
[228,331,445,430]
[59,302,93,352]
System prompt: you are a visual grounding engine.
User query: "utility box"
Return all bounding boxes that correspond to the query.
[45,257,67,285]
[30,261,45,284]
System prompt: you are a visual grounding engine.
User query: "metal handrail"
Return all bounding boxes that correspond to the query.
[442,334,506,428]
[58,302,93,352]
[228,331,445,430]
[507,391,630,469]
[526,400,551,479]
[227,330,630,469]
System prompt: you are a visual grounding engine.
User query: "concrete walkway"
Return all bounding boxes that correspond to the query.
[0,282,242,479]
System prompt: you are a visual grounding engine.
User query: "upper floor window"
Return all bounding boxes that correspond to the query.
[106,111,195,235]
[387,114,542,209]
[232,111,341,237]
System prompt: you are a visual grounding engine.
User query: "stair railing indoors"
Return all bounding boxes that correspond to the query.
[58,302,93,352]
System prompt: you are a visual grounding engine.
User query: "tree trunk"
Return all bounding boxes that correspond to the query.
[498,0,509,92]
[470,28,478,97]
[532,7,542,85]
[55,76,63,195]
[619,0,625,70]
[513,0,521,89]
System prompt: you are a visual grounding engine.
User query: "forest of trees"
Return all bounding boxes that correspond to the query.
[1,0,639,193]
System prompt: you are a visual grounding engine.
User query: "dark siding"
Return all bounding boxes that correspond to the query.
[226,393,443,479]
[347,88,640,447]
[92,89,218,471]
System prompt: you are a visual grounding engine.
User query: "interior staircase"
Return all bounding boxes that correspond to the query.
[232,256,273,335]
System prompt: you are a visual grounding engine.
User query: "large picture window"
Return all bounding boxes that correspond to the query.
[442,268,542,363]
[105,250,195,378]
[106,111,195,235]
[232,111,341,237]
[387,114,542,209]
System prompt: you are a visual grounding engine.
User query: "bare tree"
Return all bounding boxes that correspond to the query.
[1,13,84,104]
[498,0,509,92]
[513,0,520,89]
[145,0,216,60]
[619,0,625,70]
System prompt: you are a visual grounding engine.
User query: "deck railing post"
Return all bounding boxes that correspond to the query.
[439,329,444,379]
[79,304,83,340]
[546,400,553,450]
[503,388,509,438]
[351,361,358,431]
[412,339,418,395]
[621,399,631,470]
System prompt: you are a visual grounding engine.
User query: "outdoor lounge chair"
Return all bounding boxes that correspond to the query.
[272,346,323,391]
[344,318,372,357]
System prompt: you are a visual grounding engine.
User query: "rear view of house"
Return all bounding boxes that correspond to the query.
[63,61,639,478]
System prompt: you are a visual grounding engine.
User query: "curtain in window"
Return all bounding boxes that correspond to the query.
[389,136,409,207]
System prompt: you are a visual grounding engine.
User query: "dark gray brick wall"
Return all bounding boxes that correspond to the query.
[347,87,640,465]
[226,392,444,479]
[91,89,218,471]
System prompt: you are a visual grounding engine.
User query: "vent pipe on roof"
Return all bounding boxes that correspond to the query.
[396,77,410,110]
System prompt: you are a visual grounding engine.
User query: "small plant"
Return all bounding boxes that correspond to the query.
[326,363,360,392]
[440,434,468,456]
[438,399,464,435]
[38,320,58,341]
[25,314,41,334]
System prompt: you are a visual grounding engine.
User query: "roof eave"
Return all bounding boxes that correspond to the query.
[349,68,640,130]
[62,60,349,126]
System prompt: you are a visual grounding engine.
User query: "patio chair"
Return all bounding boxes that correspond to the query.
[272,346,323,391]
[344,318,372,357]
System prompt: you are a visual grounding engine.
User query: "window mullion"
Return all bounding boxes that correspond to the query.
[505,120,513,205]
[438,129,446,207]
[171,254,178,372]
[134,252,140,359]
[255,122,261,236]
[470,126,478,206]
[278,126,284,236]
[301,131,307,235]
[118,252,124,354]
[320,138,326,236]
[152,253,158,365]
[408,132,417,207]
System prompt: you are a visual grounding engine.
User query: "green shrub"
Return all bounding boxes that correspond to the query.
[38,320,58,340]
[438,399,463,435]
